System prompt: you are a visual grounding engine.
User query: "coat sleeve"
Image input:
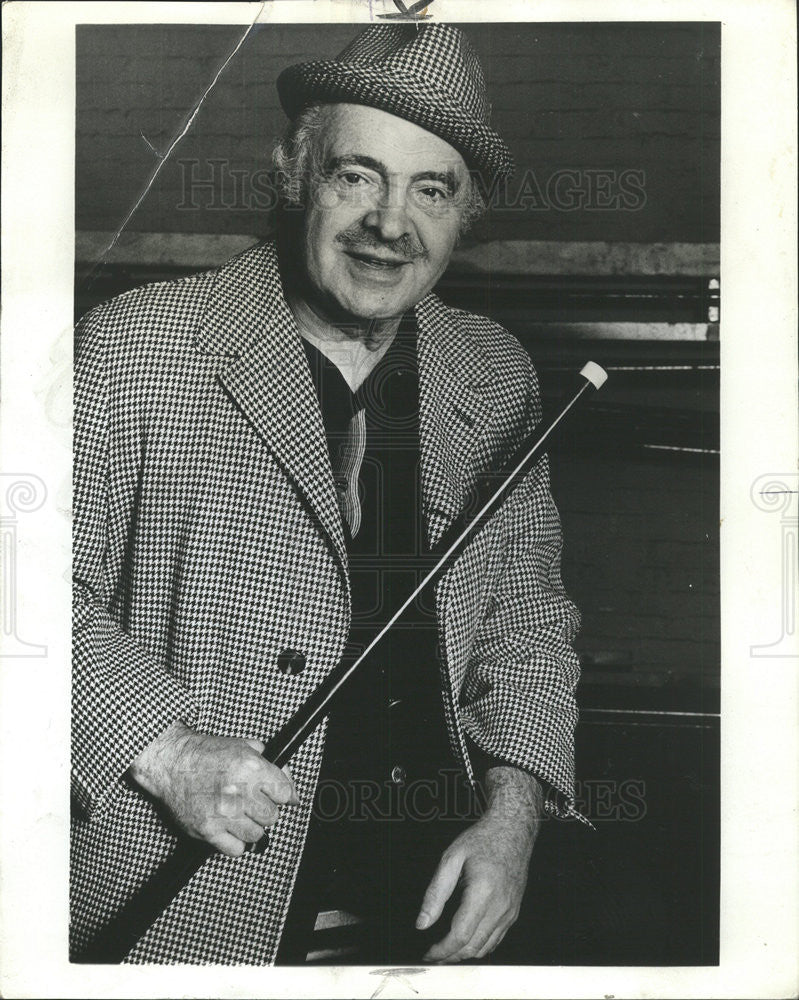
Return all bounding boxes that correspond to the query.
[72,304,199,820]
[458,360,583,818]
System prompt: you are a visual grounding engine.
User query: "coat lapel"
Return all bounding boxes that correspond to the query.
[193,243,348,581]
[415,294,497,548]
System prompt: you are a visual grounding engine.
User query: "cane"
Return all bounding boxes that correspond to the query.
[74,361,608,964]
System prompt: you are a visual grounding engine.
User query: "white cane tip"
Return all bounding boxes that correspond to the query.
[580,361,608,389]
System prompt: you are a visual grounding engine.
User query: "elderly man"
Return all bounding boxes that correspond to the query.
[71,24,582,966]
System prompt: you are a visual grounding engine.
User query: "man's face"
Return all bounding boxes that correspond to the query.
[300,104,471,323]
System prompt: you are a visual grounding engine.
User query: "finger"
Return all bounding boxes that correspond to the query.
[245,738,266,754]
[422,879,492,963]
[416,849,464,931]
[204,829,247,858]
[444,908,503,964]
[244,795,280,828]
[226,814,268,844]
[258,762,300,806]
[424,916,482,964]
[447,903,512,964]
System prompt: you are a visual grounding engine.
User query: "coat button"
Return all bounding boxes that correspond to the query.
[277,649,306,675]
[390,765,407,785]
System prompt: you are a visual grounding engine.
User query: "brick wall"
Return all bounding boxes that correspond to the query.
[76,22,720,245]
[550,453,719,701]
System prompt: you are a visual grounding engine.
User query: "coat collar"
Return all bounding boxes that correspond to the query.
[193,242,499,566]
[194,242,349,581]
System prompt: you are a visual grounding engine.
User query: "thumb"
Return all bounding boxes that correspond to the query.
[245,738,266,754]
[416,849,464,930]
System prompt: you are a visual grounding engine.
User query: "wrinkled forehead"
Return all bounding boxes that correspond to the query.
[317,103,470,180]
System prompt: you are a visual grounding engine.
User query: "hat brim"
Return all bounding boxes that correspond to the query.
[277,61,514,187]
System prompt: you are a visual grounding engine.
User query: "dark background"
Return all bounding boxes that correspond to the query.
[75,21,720,965]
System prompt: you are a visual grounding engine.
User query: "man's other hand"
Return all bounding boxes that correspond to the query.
[129,721,300,857]
[416,766,543,963]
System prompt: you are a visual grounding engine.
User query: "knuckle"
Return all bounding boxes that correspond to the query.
[240,755,264,781]
[241,767,264,793]
[219,776,243,801]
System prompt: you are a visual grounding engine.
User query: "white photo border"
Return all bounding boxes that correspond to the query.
[1,1,796,997]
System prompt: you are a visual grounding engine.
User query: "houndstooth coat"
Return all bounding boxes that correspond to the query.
[71,241,582,965]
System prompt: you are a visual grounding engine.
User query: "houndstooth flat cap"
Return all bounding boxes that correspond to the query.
[277,24,514,187]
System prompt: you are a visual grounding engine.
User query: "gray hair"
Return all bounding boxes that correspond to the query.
[271,103,486,237]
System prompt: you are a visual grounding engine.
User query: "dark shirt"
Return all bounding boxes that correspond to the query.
[300,319,453,791]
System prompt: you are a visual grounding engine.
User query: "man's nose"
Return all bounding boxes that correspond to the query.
[361,190,412,243]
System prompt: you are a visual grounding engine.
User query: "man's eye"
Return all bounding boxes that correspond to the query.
[417,186,450,204]
[339,172,368,186]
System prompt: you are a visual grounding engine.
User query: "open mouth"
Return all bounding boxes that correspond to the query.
[345,250,410,270]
